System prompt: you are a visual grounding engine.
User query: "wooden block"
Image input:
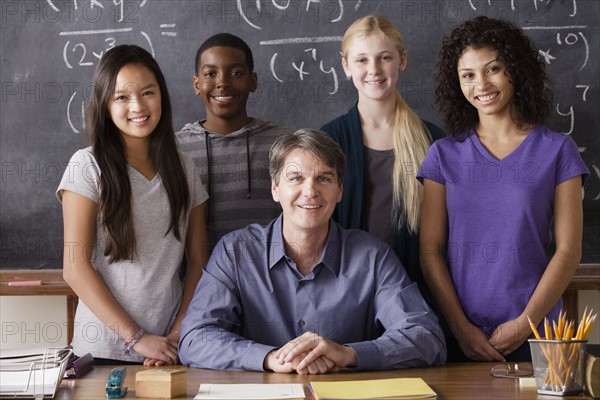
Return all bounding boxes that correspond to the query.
[135,369,187,398]
[584,351,599,398]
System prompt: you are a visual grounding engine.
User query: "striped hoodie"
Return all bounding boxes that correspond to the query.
[176,118,291,249]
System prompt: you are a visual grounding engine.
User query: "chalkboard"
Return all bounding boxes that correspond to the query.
[1,0,598,269]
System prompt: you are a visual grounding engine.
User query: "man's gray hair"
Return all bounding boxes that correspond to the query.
[269,128,346,186]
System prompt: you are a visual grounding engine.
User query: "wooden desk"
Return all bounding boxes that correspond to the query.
[57,363,592,399]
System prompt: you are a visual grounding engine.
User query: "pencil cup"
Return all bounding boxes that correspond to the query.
[528,339,587,396]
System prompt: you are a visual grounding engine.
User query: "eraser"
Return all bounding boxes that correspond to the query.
[8,280,43,286]
[519,377,537,388]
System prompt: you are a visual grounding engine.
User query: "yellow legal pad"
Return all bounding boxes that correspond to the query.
[309,378,437,399]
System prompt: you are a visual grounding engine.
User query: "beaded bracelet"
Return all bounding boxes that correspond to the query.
[123,328,144,355]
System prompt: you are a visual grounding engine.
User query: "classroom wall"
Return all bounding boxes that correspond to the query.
[1,0,599,269]
[0,0,598,353]
[1,291,598,350]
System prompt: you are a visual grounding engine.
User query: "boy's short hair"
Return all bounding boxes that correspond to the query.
[195,33,254,73]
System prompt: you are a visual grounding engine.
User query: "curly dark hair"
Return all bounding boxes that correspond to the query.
[435,16,552,138]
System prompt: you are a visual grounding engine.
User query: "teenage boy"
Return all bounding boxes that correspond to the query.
[177,33,291,248]
[179,129,446,373]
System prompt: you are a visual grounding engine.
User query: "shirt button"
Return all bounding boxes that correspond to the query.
[299,281,305,287]
[298,320,305,327]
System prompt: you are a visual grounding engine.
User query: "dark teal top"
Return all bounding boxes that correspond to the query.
[321,103,443,305]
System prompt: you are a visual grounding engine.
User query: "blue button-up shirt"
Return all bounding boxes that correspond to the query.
[180,215,446,371]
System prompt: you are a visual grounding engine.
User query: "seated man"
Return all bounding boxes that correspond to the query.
[179,129,446,373]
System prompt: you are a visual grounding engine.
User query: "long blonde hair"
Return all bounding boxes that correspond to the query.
[342,15,432,234]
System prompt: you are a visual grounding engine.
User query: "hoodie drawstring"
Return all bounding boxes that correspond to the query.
[203,128,252,223]
[246,131,251,199]
[204,130,252,209]
[204,131,211,221]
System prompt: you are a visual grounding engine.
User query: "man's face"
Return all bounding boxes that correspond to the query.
[271,149,342,239]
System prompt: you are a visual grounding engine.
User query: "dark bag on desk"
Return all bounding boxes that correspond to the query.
[64,353,93,379]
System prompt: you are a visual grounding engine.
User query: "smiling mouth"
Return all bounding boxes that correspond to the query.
[365,79,385,85]
[129,116,149,123]
[476,92,499,102]
[212,95,235,103]
[298,205,321,209]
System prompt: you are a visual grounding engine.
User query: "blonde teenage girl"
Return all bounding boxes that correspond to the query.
[321,15,442,300]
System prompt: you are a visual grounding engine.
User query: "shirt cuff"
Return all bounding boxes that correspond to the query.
[242,343,277,372]
[346,341,381,371]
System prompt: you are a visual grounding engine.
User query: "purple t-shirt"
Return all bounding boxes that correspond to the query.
[417,125,589,335]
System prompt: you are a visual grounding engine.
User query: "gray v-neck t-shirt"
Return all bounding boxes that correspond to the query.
[57,147,208,362]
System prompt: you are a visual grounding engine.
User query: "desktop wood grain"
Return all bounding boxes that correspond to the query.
[55,363,592,399]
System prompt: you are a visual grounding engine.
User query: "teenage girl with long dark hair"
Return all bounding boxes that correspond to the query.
[57,44,209,365]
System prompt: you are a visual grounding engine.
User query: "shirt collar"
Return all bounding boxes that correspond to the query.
[267,214,286,269]
[267,215,341,277]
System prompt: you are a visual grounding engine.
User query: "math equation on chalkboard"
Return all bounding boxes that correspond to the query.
[0,0,598,269]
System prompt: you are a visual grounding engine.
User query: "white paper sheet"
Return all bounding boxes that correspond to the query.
[195,383,305,400]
